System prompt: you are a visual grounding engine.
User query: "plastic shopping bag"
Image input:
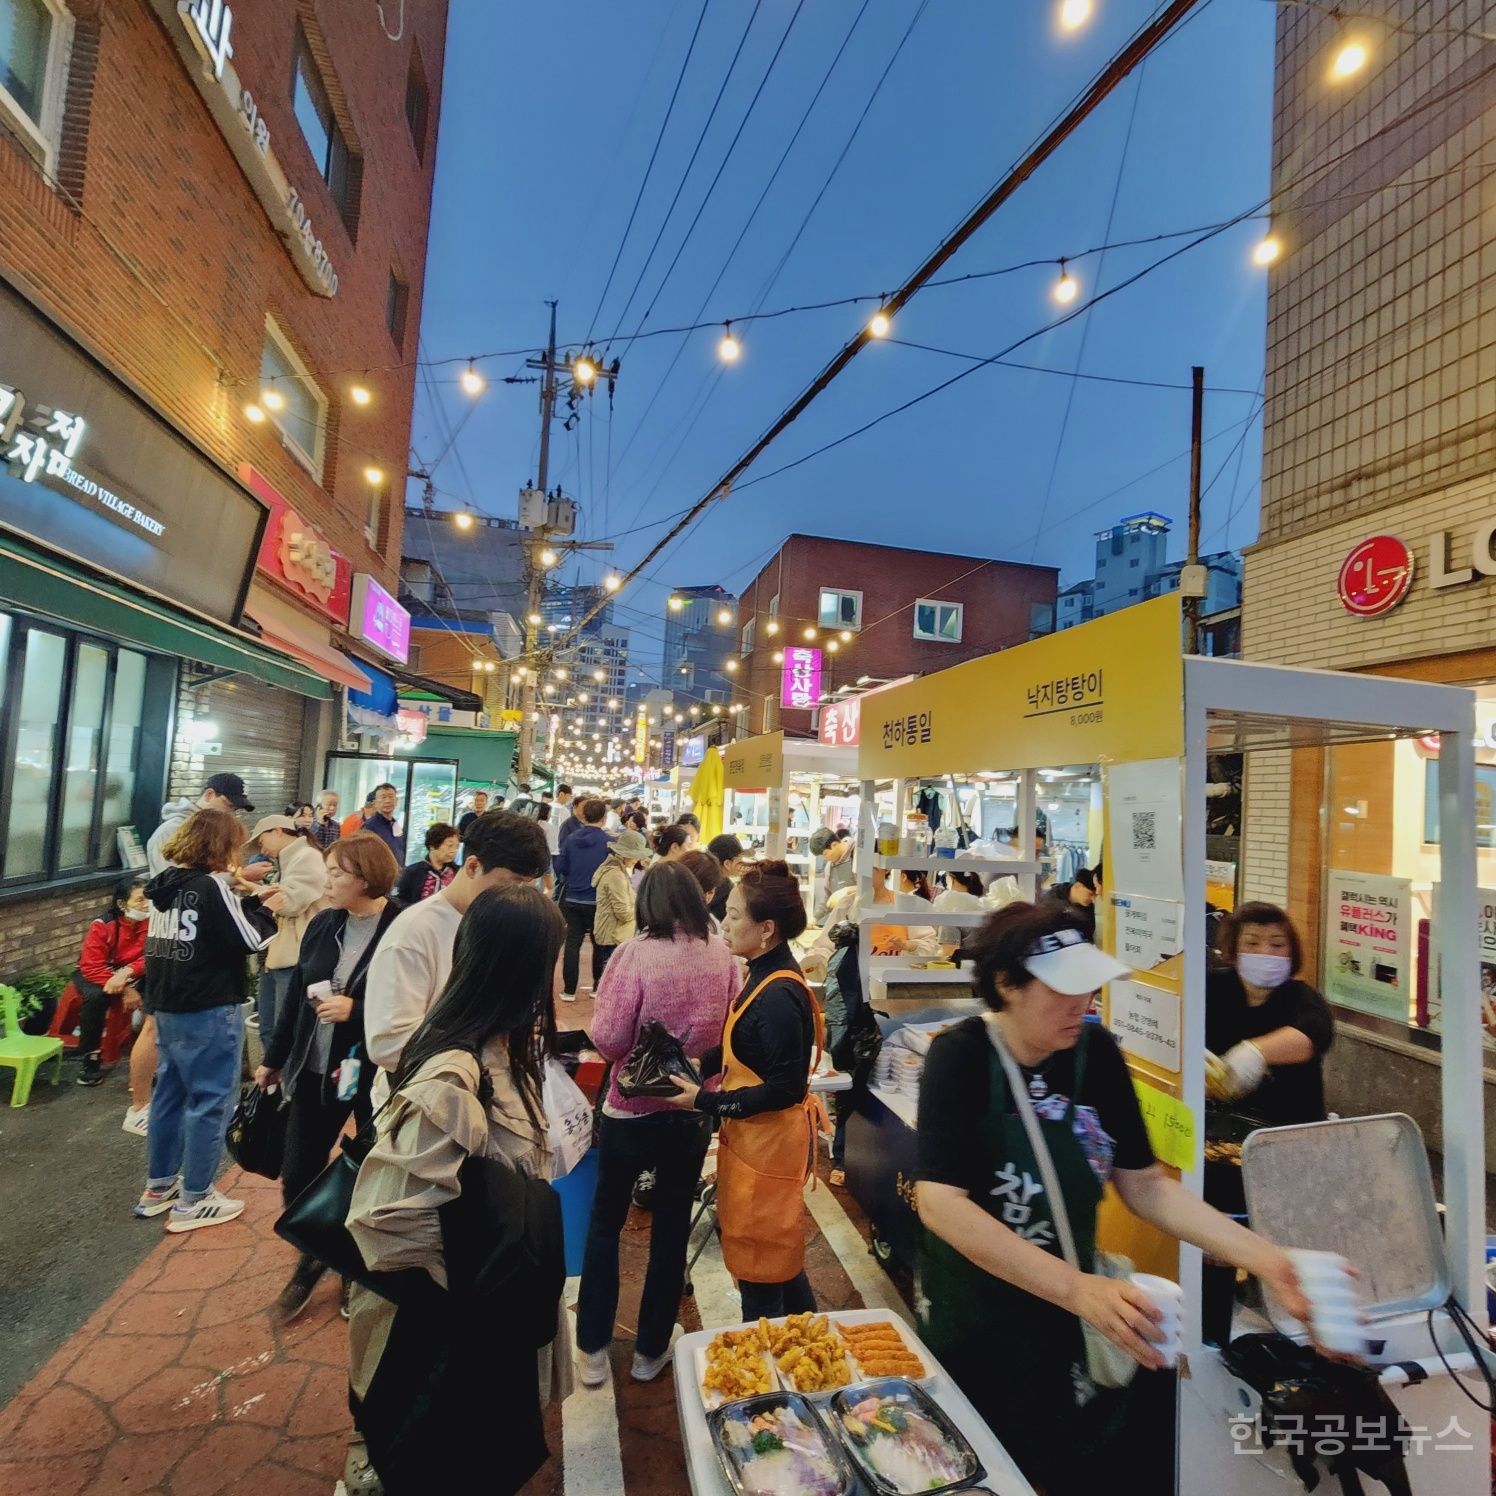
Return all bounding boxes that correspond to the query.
[615,1020,701,1099]
[544,1058,593,1179]
[225,1082,287,1179]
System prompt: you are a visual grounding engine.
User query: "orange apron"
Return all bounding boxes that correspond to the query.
[716,970,827,1284]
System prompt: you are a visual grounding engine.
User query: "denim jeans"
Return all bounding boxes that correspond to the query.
[575,1111,712,1359]
[257,965,293,1035]
[147,1005,244,1200]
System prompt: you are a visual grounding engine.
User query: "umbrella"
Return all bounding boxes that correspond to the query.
[688,745,725,844]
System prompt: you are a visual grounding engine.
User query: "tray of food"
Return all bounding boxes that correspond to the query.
[698,1325,777,1410]
[832,1317,929,1383]
[709,1391,855,1496]
[829,1378,985,1496]
[763,1312,855,1396]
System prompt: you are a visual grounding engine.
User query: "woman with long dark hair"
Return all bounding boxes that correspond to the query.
[346,884,570,1495]
[665,861,824,1319]
[576,862,738,1387]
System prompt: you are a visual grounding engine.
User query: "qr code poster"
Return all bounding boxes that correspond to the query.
[1105,758,1184,903]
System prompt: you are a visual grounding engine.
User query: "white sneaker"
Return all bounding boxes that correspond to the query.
[631,1325,683,1383]
[166,1189,245,1233]
[133,1180,180,1218]
[578,1347,610,1387]
[560,992,578,1004]
[121,1105,149,1137]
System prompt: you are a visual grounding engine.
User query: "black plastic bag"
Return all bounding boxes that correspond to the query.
[225,1082,287,1179]
[615,1021,700,1099]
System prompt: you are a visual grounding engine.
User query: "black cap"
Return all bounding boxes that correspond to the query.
[205,772,253,812]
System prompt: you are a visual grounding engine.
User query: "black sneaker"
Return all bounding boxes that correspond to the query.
[275,1257,326,1323]
[76,1054,104,1087]
[632,1170,656,1211]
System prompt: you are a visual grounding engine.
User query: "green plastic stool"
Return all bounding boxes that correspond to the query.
[0,986,65,1107]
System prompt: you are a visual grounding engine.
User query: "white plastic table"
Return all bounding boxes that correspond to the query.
[671,1307,1037,1495]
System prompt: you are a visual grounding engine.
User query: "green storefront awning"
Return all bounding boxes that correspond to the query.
[0,534,331,698]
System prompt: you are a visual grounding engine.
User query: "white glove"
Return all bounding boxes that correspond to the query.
[1215,1041,1267,1101]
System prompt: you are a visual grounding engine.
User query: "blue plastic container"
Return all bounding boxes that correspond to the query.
[553,1146,600,1278]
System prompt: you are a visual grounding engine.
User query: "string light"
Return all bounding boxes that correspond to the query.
[718,323,741,363]
[539,547,559,567]
[868,309,892,339]
[1052,259,1079,305]
[668,596,684,612]
[802,626,817,641]
[724,660,739,673]
[839,630,853,643]
[772,651,785,665]
[454,509,474,530]
[527,612,543,625]
[1330,39,1369,79]
[363,465,384,485]
[260,387,286,412]
[243,403,265,424]
[1252,234,1282,267]
[765,621,779,636]
[827,640,840,654]
[1059,0,1092,30]
[349,383,372,406]
[716,608,732,625]
[604,574,621,592]
[574,355,598,386]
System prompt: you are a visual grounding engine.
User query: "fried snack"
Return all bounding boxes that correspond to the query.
[1204,1140,1242,1164]
[701,1325,774,1403]
[765,1311,854,1393]
[838,1319,927,1379]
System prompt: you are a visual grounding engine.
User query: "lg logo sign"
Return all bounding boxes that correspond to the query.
[1338,525,1496,616]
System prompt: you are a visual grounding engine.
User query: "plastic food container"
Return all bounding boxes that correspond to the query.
[828,1378,984,1496]
[709,1391,854,1496]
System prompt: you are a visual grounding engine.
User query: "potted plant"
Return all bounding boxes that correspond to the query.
[12,969,70,1036]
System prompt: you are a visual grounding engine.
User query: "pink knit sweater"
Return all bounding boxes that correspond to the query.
[590,931,740,1117]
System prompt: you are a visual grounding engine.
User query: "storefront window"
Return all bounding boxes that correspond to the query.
[323,753,457,865]
[58,642,106,869]
[99,649,145,855]
[7,627,65,879]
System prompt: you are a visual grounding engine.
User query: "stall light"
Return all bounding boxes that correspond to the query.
[604,573,622,592]
[484,662,496,673]
[592,669,606,682]
[460,361,486,397]
[243,402,266,424]
[260,387,286,412]
[527,612,543,625]
[472,658,484,671]
[724,660,739,673]
[765,620,779,637]
[514,666,528,678]
[349,383,372,407]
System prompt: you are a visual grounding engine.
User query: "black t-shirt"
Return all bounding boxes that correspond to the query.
[918,1018,1154,1200]
[1205,967,1333,1126]
[697,945,812,1121]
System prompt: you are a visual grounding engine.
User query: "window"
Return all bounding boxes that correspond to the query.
[0,0,71,172]
[818,588,862,631]
[404,46,429,160]
[1029,601,1054,636]
[365,484,387,550]
[291,28,356,223]
[740,618,756,654]
[0,612,149,884]
[1129,557,1140,568]
[260,319,327,478]
[768,593,779,618]
[386,270,409,349]
[913,599,963,643]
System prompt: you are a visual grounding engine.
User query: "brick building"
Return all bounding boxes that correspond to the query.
[732,534,1057,736]
[1239,0,1496,1140]
[0,2,448,984]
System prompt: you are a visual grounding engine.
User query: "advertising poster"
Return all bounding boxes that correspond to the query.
[1109,894,1183,973]
[1109,978,1181,1073]
[1106,757,1184,903]
[1204,859,1238,912]
[1322,869,1414,1022]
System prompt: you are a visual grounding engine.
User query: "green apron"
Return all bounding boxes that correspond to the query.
[919,1025,1101,1374]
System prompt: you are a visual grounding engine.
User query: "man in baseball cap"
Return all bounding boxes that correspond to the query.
[146,773,256,875]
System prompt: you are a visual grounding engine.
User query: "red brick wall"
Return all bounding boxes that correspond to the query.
[736,535,1058,733]
[0,881,115,986]
[0,0,450,591]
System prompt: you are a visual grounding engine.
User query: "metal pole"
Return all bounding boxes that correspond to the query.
[1185,364,1204,655]
[515,302,558,787]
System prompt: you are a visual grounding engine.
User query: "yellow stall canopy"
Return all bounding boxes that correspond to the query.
[856,596,1184,779]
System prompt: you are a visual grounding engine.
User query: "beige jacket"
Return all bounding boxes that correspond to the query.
[263,835,330,969]
[592,854,636,948]
[346,1044,573,1406]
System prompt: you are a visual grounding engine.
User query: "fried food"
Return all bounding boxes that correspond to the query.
[765,1312,854,1394]
[702,1325,775,1403]
[837,1319,927,1380]
[1204,1140,1242,1164]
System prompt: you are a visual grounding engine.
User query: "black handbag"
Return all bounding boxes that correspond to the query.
[274,1121,384,1289]
[615,1020,700,1098]
[224,1083,288,1180]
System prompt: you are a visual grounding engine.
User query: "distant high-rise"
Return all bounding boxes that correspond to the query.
[663,585,737,713]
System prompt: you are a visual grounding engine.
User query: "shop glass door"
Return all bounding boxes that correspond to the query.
[323,753,458,865]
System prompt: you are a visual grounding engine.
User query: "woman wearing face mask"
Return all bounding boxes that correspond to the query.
[73,876,150,1089]
[1205,903,1333,1125]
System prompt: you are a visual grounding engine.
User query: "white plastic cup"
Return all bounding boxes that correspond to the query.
[1129,1273,1184,1368]
[307,980,333,1006]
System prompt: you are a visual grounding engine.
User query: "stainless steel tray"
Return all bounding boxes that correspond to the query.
[708,1390,855,1496]
[1241,1112,1448,1327]
[827,1378,985,1496]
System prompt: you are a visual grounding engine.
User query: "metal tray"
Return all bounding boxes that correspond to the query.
[708,1390,855,1496]
[827,1378,985,1496]
[1241,1112,1448,1327]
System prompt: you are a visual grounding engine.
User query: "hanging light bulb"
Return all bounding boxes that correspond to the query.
[718,323,741,363]
[1252,234,1283,267]
[1052,260,1079,305]
[1330,38,1369,79]
[349,383,372,407]
[668,596,684,612]
[243,402,266,424]
[539,547,559,567]
[454,509,474,530]
[260,386,286,412]
[363,465,385,485]
[724,660,739,673]
[839,630,852,643]
[573,355,598,386]
[868,309,892,339]
[604,573,621,592]
[772,650,785,665]
[827,640,840,654]
[765,620,779,636]
[460,361,486,397]
[716,608,732,625]
[1059,0,1092,29]
[802,626,817,641]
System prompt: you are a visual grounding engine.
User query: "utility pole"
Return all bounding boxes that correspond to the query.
[1183,364,1205,655]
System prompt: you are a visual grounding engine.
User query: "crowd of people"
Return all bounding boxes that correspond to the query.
[54,769,1341,1494]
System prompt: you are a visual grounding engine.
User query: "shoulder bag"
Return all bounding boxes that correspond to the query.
[986,1020,1138,1390]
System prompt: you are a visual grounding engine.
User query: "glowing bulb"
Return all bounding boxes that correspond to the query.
[772,651,785,665]
[454,510,474,530]
[484,662,496,673]
[574,356,597,386]
[1052,262,1079,305]
[244,403,266,424]
[766,620,779,636]
[604,573,621,592]
[527,612,543,625]
[349,384,372,406]
[868,309,891,339]
[827,640,840,654]
[472,659,484,671]
[460,361,486,396]
[1059,0,1092,29]
[539,547,559,567]
[716,608,732,625]
[802,626,817,641]
[1331,39,1368,79]
[592,670,605,682]
[1252,235,1282,268]
[363,465,385,485]
[668,596,684,612]
[839,630,852,643]
[718,324,741,363]
[260,387,286,412]
[725,660,739,673]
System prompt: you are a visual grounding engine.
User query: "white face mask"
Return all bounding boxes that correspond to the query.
[124,908,150,922]
[1237,952,1291,990]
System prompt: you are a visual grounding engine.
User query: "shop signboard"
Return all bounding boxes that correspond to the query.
[820,697,861,747]
[1337,535,1415,617]
[661,730,676,770]
[150,0,339,296]
[1109,978,1181,1073]
[681,737,706,768]
[1323,869,1414,1022]
[241,465,351,624]
[395,708,428,746]
[0,281,263,624]
[1109,894,1183,973]
[634,708,648,764]
[857,597,1184,779]
[724,731,784,791]
[350,574,410,664]
[781,647,822,710]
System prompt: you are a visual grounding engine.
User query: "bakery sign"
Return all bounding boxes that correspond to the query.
[153,0,339,297]
[1338,524,1496,616]
[240,465,351,624]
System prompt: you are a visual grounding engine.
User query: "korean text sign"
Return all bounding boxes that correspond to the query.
[781,647,822,710]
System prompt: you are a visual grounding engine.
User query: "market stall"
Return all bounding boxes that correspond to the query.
[837,596,1488,1493]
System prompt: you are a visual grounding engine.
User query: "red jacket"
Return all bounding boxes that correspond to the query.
[79,916,146,988]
